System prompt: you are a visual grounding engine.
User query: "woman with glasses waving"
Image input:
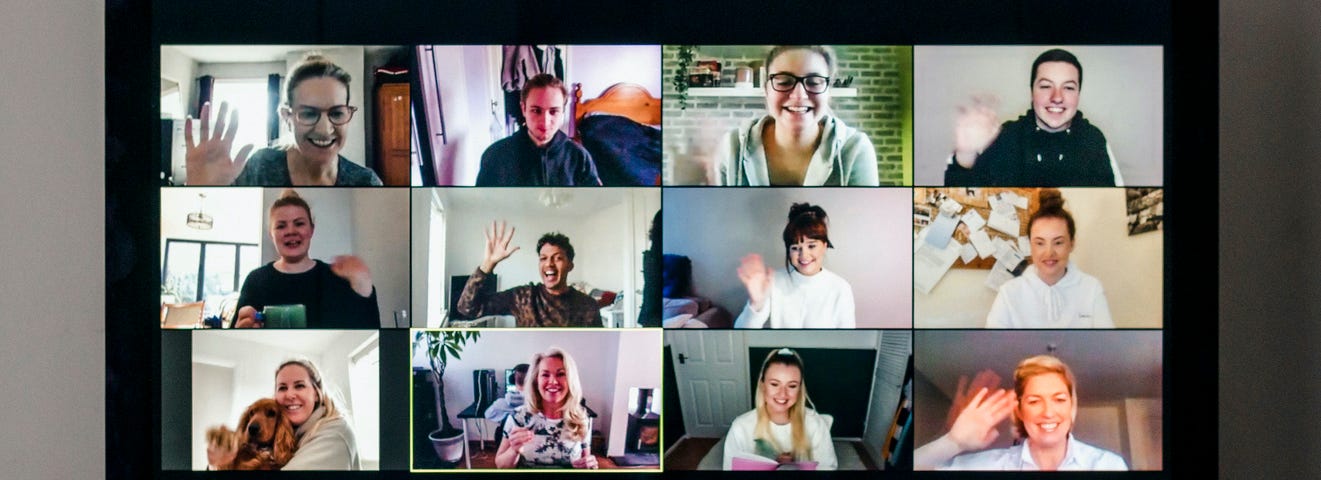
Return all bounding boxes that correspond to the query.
[714,45,879,186]
[185,54,384,186]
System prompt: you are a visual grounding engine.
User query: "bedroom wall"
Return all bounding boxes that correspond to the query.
[566,45,664,136]
[661,45,911,185]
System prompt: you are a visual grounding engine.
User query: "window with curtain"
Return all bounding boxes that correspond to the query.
[210,78,271,151]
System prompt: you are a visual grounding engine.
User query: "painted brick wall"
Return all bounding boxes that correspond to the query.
[662,45,911,185]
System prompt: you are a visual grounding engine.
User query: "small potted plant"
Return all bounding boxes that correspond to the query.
[415,330,481,465]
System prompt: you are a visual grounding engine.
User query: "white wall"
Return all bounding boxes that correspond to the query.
[160,46,198,117]
[411,188,433,325]
[192,330,376,469]
[410,330,662,445]
[913,46,1164,186]
[350,189,411,327]
[606,331,664,456]
[423,45,500,185]
[915,188,1163,328]
[160,187,263,266]
[663,188,913,328]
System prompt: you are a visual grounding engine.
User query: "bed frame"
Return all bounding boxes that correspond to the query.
[571,82,662,141]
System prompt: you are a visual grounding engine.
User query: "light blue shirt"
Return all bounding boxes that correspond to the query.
[919,434,1128,471]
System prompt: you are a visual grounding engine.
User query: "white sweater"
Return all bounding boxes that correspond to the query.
[735,268,856,329]
[986,263,1115,328]
[722,408,838,470]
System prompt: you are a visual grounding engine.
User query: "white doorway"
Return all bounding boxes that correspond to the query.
[666,330,749,438]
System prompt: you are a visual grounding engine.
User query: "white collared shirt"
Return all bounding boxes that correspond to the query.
[916,433,1128,471]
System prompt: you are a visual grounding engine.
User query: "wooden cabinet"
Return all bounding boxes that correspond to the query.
[375,82,411,186]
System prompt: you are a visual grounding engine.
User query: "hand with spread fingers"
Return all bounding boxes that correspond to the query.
[185,101,255,185]
[737,253,774,311]
[330,255,374,297]
[946,386,1017,452]
[952,94,1003,169]
[480,221,521,274]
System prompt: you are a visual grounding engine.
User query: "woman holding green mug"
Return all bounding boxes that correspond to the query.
[234,189,379,328]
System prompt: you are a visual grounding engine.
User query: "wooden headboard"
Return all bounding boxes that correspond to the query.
[572,82,662,129]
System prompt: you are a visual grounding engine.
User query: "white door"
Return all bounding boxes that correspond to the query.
[667,330,749,438]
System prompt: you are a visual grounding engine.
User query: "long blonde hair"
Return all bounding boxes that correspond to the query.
[524,347,588,442]
[276,359,343,442]
[753,348,814,461]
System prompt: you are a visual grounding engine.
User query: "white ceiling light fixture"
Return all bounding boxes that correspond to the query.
[186,193,214,230]
[539,188,572,209]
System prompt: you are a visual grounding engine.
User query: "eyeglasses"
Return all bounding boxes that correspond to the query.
[287,105,357,126]
[767,73,831,94]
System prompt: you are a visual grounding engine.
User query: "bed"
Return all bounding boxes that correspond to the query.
[571,83,663,186]
[660,254,733,329]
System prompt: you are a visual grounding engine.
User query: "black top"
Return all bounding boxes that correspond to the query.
[944,110,1118,187]
[475,129,602,186]
[235,260,379,328]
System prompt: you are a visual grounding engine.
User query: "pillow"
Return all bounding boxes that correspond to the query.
[662,298,700,319]
[662,254,692,298]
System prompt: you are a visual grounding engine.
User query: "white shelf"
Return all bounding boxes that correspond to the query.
[686,87,858,97]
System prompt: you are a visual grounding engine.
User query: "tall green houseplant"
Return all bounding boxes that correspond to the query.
[415,330,481,462]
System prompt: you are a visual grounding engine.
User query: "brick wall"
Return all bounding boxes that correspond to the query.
[662,45,911,185]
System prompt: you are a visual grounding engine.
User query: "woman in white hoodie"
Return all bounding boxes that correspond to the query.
[985,188,1114,328]
[735,203,856,329]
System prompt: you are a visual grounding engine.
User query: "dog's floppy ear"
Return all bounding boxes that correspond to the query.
[236,404,256,443]
[273,415,297,465]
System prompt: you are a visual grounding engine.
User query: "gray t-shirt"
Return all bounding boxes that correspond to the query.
[232,147,383,186]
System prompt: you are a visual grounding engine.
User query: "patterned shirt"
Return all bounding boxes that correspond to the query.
[455,268,601,327]
[231,147,383,186]
[502,406,586,468]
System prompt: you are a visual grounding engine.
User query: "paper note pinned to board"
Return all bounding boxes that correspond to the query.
[961,209,986,231]
[959,241,977,264]
[969,229,996,259]
[924,212,960,250]
[1018,236,1031,254]
[914,240,962,295]
[985,248,1026,292]
[987,208,1019,236]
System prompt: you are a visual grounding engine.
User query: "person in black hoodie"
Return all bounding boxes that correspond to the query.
[944,49,1123,187]
[476,73,602,186]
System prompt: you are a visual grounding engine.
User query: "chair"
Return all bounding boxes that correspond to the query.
[457,369,499,468]
[160,301,204,328]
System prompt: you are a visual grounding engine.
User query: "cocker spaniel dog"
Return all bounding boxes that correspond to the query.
[207,397,297,470]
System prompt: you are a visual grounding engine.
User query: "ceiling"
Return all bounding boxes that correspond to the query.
[915,330,1162,402]
[437,187,633,217]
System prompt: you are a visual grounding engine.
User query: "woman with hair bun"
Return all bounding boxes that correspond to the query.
[233,189,380,328]
[985,189,1113,328]
[735,203,856,328]
[186,54,383,186]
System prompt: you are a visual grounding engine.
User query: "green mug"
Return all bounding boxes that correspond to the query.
[261,304,307,328]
